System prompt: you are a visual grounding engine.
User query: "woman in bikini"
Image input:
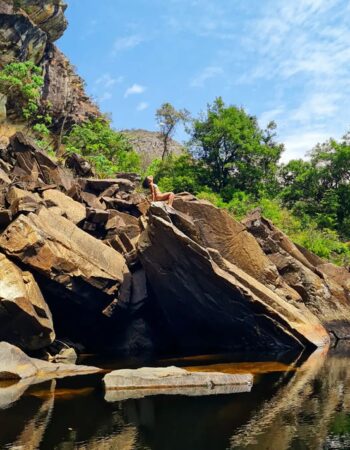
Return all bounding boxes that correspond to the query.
[144,175,175,207]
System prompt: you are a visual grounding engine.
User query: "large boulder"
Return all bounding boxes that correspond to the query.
[0,207,129,313]
[0,252,54,350]
[173,194,299,302]
[42,188,86,224]
[243,210,350,338]
[9,133,74,190]
[138,203,329,352]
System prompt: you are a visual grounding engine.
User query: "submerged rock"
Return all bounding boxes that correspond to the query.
[0,253,54,351]
[138,203,329,352]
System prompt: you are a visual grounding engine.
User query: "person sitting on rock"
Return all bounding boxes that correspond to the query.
[143,175,175,207]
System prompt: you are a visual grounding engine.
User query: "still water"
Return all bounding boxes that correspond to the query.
[1,344,350,450]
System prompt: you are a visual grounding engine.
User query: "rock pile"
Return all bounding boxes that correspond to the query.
[1,132,350,357]
[0,132,150,353]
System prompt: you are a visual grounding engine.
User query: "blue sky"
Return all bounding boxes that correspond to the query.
[58,0,350,161]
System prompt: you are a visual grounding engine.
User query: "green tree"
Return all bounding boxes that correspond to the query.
[64,117,140,177]
[149,153,205,194]
[190,97,283,198]
[279,134,350,240]
[0,61,44,122]
[156,102,189,159]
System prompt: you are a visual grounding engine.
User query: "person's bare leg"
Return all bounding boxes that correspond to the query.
[156,193,171,201]
[168,192,175,207]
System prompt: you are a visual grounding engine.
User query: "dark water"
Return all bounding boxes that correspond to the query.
[1,344,350,450]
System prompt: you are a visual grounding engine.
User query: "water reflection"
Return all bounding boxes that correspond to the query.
[2,345,350,449]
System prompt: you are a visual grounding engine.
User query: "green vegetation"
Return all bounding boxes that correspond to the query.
[0,62,140,177]
[150,98,350,265]
[63,117,140,177]
[0,61,51,136]
[0,60,347,265]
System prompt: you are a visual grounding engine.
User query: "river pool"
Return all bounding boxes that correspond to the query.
[0,344,349,450]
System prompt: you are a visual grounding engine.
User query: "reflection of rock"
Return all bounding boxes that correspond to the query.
[0,379,32,409]
[106,383,252,402]
[139,203,329,352]
[230,347,328,449]
[5,379,55,450]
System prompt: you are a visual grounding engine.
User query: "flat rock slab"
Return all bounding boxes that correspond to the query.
[0,342,101,381]
[42,189,86,224]
[104,366,253,391]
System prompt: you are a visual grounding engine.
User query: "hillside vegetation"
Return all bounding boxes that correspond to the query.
[1,62,349,266]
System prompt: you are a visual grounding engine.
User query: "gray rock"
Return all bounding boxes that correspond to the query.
[104,366,253,392]
[0,342,101,381]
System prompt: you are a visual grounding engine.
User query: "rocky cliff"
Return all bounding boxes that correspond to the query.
[0,0,99,129]
[121,129,184,170]
[0,1,350,360]
[1,132,350,358]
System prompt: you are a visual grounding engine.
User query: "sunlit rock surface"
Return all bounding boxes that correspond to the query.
[139,202,329,352]
[104,366,253,395]
[0,253,54,351]
[243,209,350,338]
[0,342,101,381]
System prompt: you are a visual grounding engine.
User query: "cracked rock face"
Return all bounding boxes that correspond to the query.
[19,0,68,41]
[243,209,350,338]
[0,9,47,66]
[0,0,99,127]
[0,207,130,313]
[0,252,55,351]
[138,203,329,353]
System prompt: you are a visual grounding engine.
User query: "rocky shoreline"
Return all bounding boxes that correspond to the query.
[0,0,350,375]
[0,131,350,364]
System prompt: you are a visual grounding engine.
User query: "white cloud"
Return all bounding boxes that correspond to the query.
[98,92,112,102]
[242,0,350,160]
[124,84,146,98]
[281,131,333,161]
[190,66,224,87]
[259,108,285,127]
[290,93,341,123]
[113,35,144,53]
[136,102,149,111]
[95,73,123,88]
